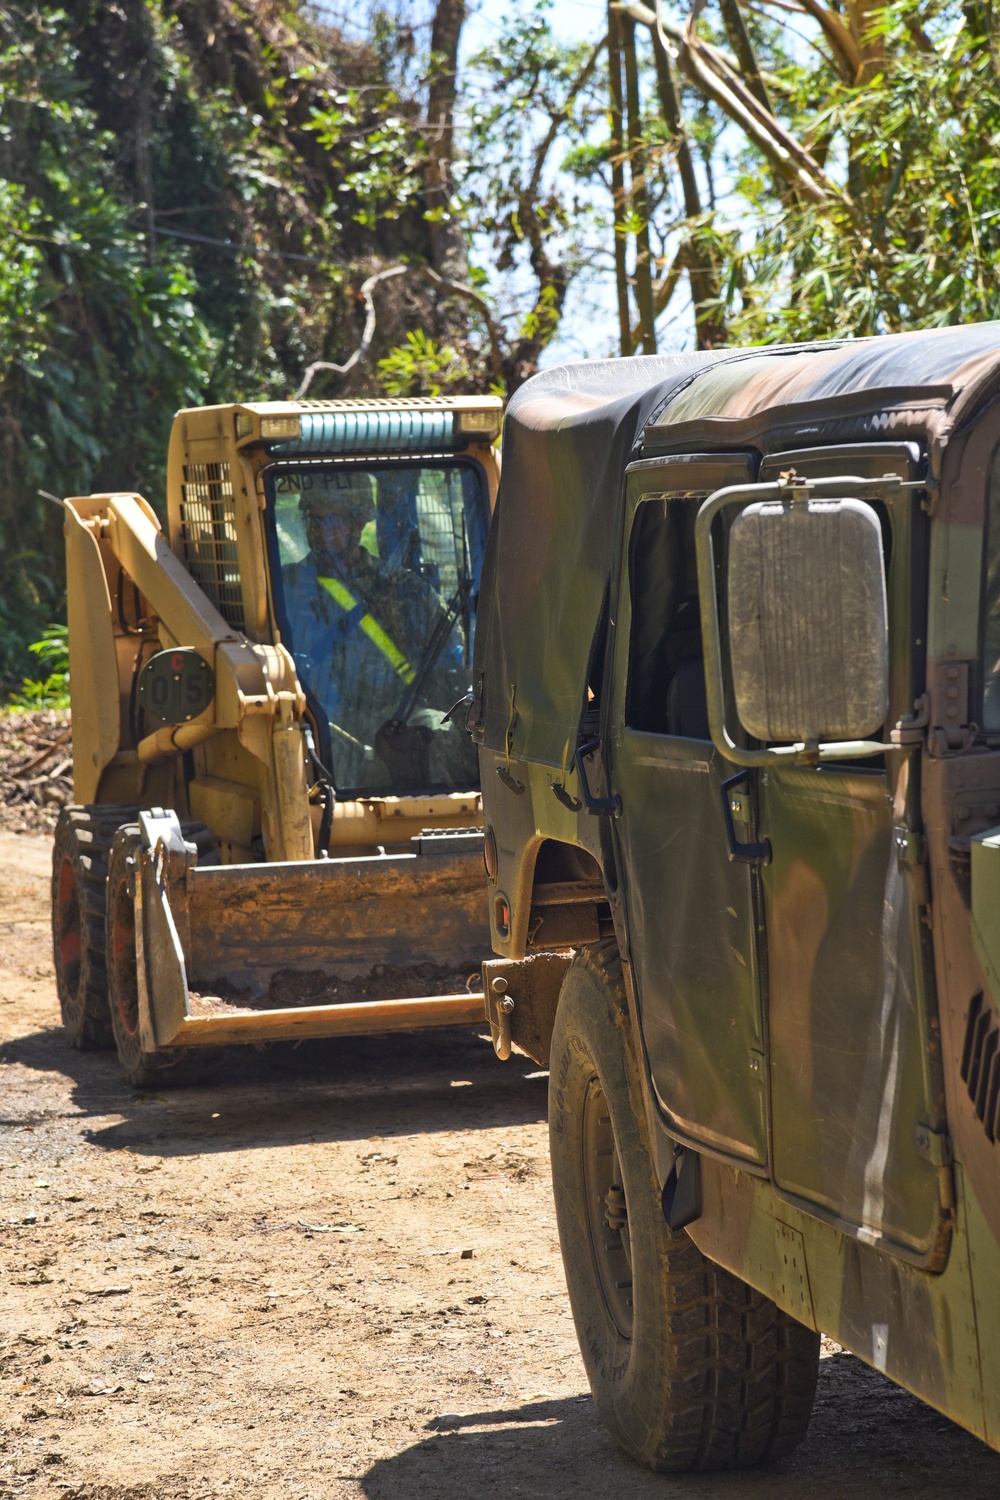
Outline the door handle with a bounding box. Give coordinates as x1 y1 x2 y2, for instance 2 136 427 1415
720 772 771 865
575 737 622 817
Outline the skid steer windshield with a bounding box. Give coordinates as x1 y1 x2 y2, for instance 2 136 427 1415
266 460 487 797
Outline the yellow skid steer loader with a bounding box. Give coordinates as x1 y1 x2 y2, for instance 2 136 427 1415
51 395 501 1084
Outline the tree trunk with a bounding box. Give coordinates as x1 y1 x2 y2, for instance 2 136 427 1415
425 0 467 280
717 0 772 113
648 16 725 348
608 4 633 356
622 14 656 352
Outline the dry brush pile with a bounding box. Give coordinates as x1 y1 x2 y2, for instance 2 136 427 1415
0 710 73 835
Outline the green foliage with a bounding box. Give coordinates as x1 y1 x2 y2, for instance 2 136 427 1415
720 5 1000 341
0 1 451 691
0 6 219 684
8 625 70 710
307 88 424 229
377 329 464 395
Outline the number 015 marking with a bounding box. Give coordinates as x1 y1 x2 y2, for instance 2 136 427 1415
136 648 215 725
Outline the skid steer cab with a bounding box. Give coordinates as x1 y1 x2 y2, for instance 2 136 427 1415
52 394 501 1087
472 327 1000 1470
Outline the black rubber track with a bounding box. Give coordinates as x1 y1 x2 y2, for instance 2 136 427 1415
51 805 141 1049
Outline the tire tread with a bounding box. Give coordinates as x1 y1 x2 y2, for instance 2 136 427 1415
549 939 819 1474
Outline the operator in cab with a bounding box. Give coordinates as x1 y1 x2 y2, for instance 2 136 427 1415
274 465 480 795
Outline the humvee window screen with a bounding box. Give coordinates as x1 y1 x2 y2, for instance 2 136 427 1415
269 409 456 456
179 462 246 630
695 475 897 767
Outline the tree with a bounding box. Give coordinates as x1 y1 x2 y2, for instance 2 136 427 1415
614 0 1000 342
0 0 479 683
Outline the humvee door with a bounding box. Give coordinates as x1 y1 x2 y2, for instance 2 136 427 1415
608 444 946 1265
607 454 768 1165
754 444 945 1265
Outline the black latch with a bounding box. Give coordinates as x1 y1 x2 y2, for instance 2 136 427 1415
720 773 771 865
574 737 621 817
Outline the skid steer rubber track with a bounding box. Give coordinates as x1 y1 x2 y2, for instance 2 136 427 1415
52 805 140 1049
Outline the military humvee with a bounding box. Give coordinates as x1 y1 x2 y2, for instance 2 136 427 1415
471 328 1000 1470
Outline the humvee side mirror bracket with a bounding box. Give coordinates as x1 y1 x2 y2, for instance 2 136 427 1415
695 473 910 769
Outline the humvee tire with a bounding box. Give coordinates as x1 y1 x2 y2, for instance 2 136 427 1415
548 942 820 1472
52 805 140 1049
106 823 222 1089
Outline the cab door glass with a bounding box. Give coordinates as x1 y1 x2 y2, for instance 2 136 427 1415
626 495 711 740
266 460 487 796
981 444 1000 730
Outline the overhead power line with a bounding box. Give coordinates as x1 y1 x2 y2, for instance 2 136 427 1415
133 221 336 266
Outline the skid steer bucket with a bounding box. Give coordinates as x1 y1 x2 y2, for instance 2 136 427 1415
134 811 489 1051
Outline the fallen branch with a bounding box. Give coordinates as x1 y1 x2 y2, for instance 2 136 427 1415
617 0 854 212
8 726 72 779
792 0 863 81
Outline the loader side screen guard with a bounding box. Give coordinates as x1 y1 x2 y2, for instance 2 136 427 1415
263 456 489 798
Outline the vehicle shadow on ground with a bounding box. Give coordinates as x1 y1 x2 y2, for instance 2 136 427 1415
0 1023 548 1157
360 1357 1000 1500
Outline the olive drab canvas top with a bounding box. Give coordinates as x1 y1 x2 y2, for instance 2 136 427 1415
473 322 1000 772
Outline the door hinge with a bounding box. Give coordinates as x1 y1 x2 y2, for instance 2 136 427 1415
915 1123 952 1167
890 693 929 747
915 1123 955 1212
929 660 975 754
894 826 927 867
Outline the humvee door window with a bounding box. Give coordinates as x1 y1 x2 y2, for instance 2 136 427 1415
983 444 1000 730
266 461 487 796
626 497 710 740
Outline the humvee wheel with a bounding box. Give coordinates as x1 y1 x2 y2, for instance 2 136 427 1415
106 824 222 1090
52 806 140 1049
549 941 820 1472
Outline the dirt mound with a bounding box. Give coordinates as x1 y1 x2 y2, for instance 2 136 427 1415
0 708 72 835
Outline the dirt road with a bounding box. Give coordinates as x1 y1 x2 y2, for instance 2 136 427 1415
2 829 999 1500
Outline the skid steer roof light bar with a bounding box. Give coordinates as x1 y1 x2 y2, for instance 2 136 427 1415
267 408 460 456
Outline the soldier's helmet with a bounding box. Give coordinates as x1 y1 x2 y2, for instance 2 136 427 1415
299 471 377 529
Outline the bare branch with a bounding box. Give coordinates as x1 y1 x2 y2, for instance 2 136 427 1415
413 264 505 378
608 5 633 355
528 33 607 205
295 262 505 399
792 0 862 81
717 0 772 112
648 0 725 346
649 2 701 219
622 11 657 351
295 265 408 399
